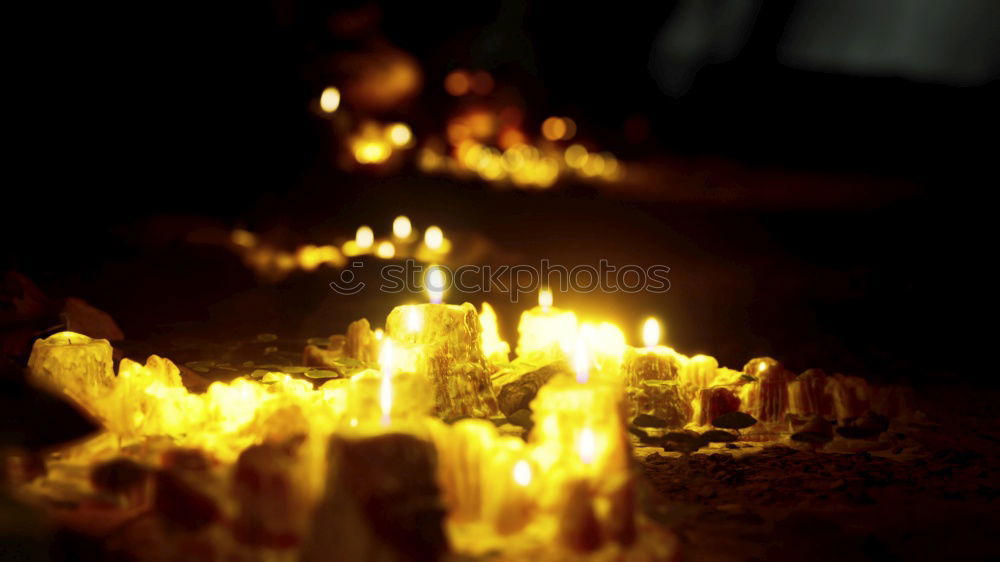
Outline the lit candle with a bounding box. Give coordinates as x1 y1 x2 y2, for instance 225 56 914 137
385 303 500 419
515 288 577 362
527 339 633 551
622 317 683 387
27 331 116 417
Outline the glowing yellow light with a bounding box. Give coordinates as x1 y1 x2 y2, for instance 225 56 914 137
600 153 620 180
374 328 384 341
355 225 374 249
758 361 767 374
392 215 412 239
541 117 567 141
231 229 256 248
354 140 390 164
380 340 393 426
319 86 341 113
512 459 532 487
426 265 446 304
386 123 413 147
424 226 443 250
406 306 423 332
574 336 590 384
564 144 588 168
539 288 553 311
581 152 605 177
578 428 596 465
643 317 661 348
375 241 395 259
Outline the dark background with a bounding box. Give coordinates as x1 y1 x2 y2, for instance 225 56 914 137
6 1 997 383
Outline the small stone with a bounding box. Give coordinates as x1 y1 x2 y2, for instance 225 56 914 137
701 430 738 443
506 408 534 431
712 411 757 430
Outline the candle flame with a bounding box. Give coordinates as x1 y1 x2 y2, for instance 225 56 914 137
424 226 443 250
393 215 412 239
386 123 412 147
426 266 446 304
319 86 341 113
539 288 553 311
375 241 395 259
642 317 661 348
512 459 532 487
355 225 374 249
578 428 596 465
380 340 394 426
573 336 589 384
406 306 423 332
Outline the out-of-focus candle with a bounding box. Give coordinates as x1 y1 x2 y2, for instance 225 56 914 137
392 215 412 239
424 226 443 250
355 225 374 249
515 289 577 362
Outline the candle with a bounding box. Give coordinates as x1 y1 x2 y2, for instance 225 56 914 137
527 340 633 551
432 419 536 540
385 303 499 419
27 331 116 418
478 302 511 364
621 318 682 387
515 289 577 362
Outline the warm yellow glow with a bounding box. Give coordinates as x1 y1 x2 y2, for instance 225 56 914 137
512 459 532 487
374 328 384 341
355 225 374 249
538 288 553 311
564 144 588 168
424 225 444 250
574 336 590 384
541 117 567 141
426 265 446 304
406 306 423 332
578 427 596 465
479 302 511 363
581 152 606 177
386 123 413 147
758 361 767 374
392 215 412 239
375 241 395 259
319 86 341 113
380 340 393 425
231 229 257 248
643 317 661 348
353 140 391 164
